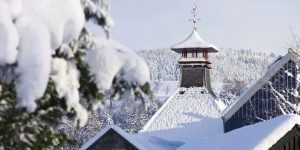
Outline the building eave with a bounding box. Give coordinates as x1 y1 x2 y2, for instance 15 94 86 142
80 125 144 150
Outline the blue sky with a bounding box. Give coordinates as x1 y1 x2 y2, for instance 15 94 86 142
109 0 300 55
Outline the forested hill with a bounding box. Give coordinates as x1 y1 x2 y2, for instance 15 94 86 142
137 48 277 86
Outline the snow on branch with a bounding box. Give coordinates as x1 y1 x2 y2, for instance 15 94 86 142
0 0 150 126
85 38 150 91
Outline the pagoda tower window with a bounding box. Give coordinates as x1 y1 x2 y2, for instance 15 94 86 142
192 50 197 58
182 50 187 58
203 51 208 59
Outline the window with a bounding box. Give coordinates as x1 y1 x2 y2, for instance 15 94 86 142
182 50 188 58
203 52 208 59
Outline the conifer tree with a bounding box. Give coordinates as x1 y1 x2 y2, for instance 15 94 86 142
0 0 150 149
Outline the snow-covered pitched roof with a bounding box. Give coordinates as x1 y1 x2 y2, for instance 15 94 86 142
80 125 139 150
222 51 300 121
80 125 182 150
140 87 223 143
171 29 219 53
178 114 300 150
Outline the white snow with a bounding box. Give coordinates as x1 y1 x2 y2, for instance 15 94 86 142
99 0 114 32
0 0 23 19
85 38 150 90
0 0 85 112
51 58 69 100
150 81 178 100
214 99 226 111
0 1 20 65
0 0 151 131
0 0 84 65
222 52 300 121
15 15 51 112
132 134 183 150
80 125 182 150
81 87 224 149
0 0 149 121
51 58 88 127
140 87 223 143
21 0 84 50
171 28 218 52
284 70 294 77
179 114 300 150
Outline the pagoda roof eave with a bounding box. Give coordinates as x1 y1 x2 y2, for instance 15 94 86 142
171 47 219 53
170 29 219 53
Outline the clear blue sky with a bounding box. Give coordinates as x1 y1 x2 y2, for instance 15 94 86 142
109 0 300 55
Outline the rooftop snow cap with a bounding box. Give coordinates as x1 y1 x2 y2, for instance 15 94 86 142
171 4 219 53
171 28 219 53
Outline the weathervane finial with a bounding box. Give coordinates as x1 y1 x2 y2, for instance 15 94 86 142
189 4 201 30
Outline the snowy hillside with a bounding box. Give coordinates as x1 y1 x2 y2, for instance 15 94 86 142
138 48 275 82
138 48 276 102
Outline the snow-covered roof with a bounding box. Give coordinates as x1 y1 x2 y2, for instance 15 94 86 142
80 125 182 150
171 29 219 53
222 51 300 121
178 114 300 150
140 87 223 143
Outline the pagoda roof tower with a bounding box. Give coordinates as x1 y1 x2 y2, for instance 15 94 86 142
171 28 219 53
169 4 219 95
171 4 218 53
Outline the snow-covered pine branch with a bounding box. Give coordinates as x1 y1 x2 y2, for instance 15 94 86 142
0 0 150 149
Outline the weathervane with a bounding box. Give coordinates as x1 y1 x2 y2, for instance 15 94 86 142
189 4 201 30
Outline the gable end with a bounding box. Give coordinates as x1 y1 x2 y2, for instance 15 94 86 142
85 129 138 150
269 124 300 150
223 52 300 132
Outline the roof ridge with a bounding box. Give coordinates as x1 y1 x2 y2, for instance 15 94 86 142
222 52 299 121
141 87 221 133
139 88 181 132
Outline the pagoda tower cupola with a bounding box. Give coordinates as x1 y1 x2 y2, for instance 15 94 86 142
171 4 219 95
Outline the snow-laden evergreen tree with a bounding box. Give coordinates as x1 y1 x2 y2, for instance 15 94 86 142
58 92 158 149
0 0 151 149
